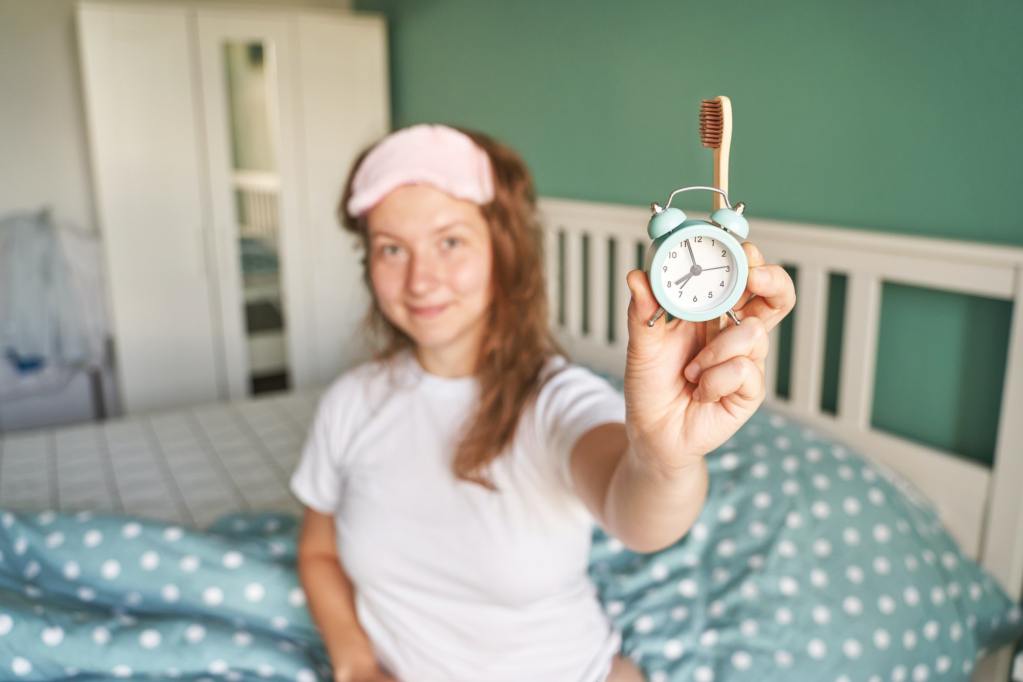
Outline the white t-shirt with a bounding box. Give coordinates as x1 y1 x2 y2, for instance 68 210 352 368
290 349 626 682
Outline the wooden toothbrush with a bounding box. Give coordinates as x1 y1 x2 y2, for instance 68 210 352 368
700 95 732 211
699 95 733 342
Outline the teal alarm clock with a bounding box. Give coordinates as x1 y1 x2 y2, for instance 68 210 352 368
644 185 750 326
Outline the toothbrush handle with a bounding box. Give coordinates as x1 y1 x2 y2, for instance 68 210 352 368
712 96 732 211
707 96 733 345
713 146 729 210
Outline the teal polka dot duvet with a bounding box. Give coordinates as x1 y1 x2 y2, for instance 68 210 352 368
0 512 330 680
0 406 1020 680
589 407 1023 681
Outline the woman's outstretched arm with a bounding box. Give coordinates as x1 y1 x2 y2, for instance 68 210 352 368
570 243 795 553
571 421 709 553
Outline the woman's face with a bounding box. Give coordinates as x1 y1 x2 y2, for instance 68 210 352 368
366 183 493 360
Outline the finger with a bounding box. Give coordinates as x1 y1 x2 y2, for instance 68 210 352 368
625 269 689 365
736 264 797 332
624 270 707 413
625 269 659 326
733 241 767 310
684 316 769 383
692 355 764 404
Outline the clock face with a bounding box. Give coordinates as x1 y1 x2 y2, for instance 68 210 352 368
657 233 739 314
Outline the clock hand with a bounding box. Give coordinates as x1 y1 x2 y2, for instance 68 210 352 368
701 266 730 272
649 272 695 328
685 239 697 267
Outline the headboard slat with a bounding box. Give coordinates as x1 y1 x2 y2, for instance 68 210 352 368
564 229 583 338
764 329 781 398
613 237 630 350
837 272 882 431
981 266 1023 601
589 232 609 346
789 264 828 413
544 227 559 329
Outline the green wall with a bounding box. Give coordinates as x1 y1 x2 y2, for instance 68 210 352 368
355 0 1020 465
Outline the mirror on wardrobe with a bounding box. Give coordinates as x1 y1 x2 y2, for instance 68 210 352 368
222 41 289 395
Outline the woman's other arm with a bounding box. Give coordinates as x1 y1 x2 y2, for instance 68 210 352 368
297 508 396 682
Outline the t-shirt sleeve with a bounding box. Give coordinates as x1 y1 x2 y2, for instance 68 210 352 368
290 380 353 515
535 362 626 495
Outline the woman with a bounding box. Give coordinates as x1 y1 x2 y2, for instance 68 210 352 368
291 124 796 681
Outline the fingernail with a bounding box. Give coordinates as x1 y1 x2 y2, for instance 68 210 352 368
685 362 701 382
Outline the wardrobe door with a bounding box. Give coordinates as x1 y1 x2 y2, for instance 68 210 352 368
196 9 388 397
78 2 222 413
293 13 389 384
195 9 302 400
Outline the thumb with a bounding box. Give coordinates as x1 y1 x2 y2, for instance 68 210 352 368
626 268 703 371
625 268 673 368
626 269 660 329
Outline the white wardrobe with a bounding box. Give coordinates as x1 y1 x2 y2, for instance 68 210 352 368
77 2 388 414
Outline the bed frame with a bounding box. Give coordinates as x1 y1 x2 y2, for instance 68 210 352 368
539 196 1023 680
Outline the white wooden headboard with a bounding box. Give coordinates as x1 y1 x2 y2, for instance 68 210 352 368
538 195 1023 596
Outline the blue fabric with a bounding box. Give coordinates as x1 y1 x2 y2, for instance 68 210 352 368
4 349 44 373
0 511 329 680
588 406 1023 681
0 209 91 374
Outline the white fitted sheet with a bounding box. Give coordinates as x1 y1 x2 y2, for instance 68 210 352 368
0 389 321 527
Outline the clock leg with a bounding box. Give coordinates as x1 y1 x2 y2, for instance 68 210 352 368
646 306 666 327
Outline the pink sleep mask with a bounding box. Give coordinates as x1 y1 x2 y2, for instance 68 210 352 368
346 124 495 217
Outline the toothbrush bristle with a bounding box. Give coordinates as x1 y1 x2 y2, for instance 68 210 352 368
699 98 723 148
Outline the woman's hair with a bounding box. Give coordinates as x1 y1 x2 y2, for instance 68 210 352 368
338 125 566 491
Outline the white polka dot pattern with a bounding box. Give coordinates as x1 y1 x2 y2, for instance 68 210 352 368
587 407 1023 679
0 511 330 679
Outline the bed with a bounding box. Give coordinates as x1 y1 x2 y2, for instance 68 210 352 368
0 196 1021 680
0 389 315 528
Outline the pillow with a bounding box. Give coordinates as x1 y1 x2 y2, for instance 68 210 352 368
587 405 1023 681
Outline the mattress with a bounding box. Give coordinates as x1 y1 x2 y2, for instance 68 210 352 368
0 388 321 527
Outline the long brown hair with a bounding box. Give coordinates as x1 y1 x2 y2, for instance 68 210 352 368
338 125 566 490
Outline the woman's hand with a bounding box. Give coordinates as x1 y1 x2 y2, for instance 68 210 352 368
333 651 398 682
330 625 398 682
623 242 796 477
